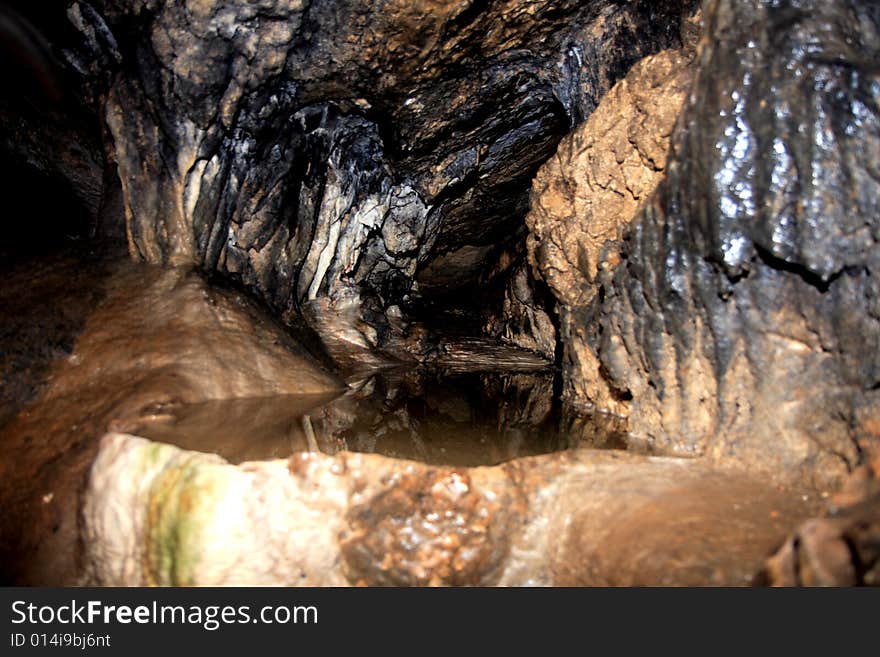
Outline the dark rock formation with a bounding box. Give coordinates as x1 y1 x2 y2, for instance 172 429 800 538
0 2 111 257
760 450 880 586
57 0 697 362
480 241 557 360
535 0 880 488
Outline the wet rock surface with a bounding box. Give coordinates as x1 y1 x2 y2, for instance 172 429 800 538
0 251 110 429
0 249 820 587
481 242 558 361
341 468 515 586
527 48 695 312
760 450 880 586
83 433 820 586
0 255 341 584
133 367 602 468
1 0 879 587
532 0 880 488
525 46 695 414
57 0 697 359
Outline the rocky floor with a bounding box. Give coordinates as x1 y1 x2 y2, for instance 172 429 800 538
85 433 821 586
1 0 878 587
0 248 834 586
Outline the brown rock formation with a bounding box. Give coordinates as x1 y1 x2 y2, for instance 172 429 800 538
526 0 879 491
82 433 820 586
760 450 880 586
526 47 695 413
527 48 694 311
0 258 342 584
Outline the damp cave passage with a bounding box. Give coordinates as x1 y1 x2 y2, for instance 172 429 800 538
0 0 636 469
3 0 878 588
0 0 639 481
104 181 630 469
0 0 633 471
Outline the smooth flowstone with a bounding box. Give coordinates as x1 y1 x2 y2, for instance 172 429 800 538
0 258 344 585
83 433 820 586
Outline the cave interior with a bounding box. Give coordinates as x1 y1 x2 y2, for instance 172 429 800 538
0 0 878 586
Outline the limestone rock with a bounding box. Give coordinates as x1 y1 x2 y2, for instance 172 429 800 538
526 48 694 310
524 47 695 413
584 0 880 487
65 0 697 360
82 432 818 586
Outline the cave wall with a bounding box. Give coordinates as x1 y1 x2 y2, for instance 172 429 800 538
0 2 111 256
65 0 696 358
536 0 880 487
526 46 697 414
6 0 877 489
3 0 880 586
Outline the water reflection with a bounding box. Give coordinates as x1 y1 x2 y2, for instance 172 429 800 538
134 368 627 466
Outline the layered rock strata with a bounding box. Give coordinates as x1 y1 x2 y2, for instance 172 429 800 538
61 0 697 360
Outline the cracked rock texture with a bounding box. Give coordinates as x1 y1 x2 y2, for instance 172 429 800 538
530 0 880 488
65 0 696 361
526 47 695 413
527 48 694 312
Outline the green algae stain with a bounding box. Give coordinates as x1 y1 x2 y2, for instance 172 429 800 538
144 454 228 586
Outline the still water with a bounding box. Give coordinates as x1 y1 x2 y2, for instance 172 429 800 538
134 367 627 466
